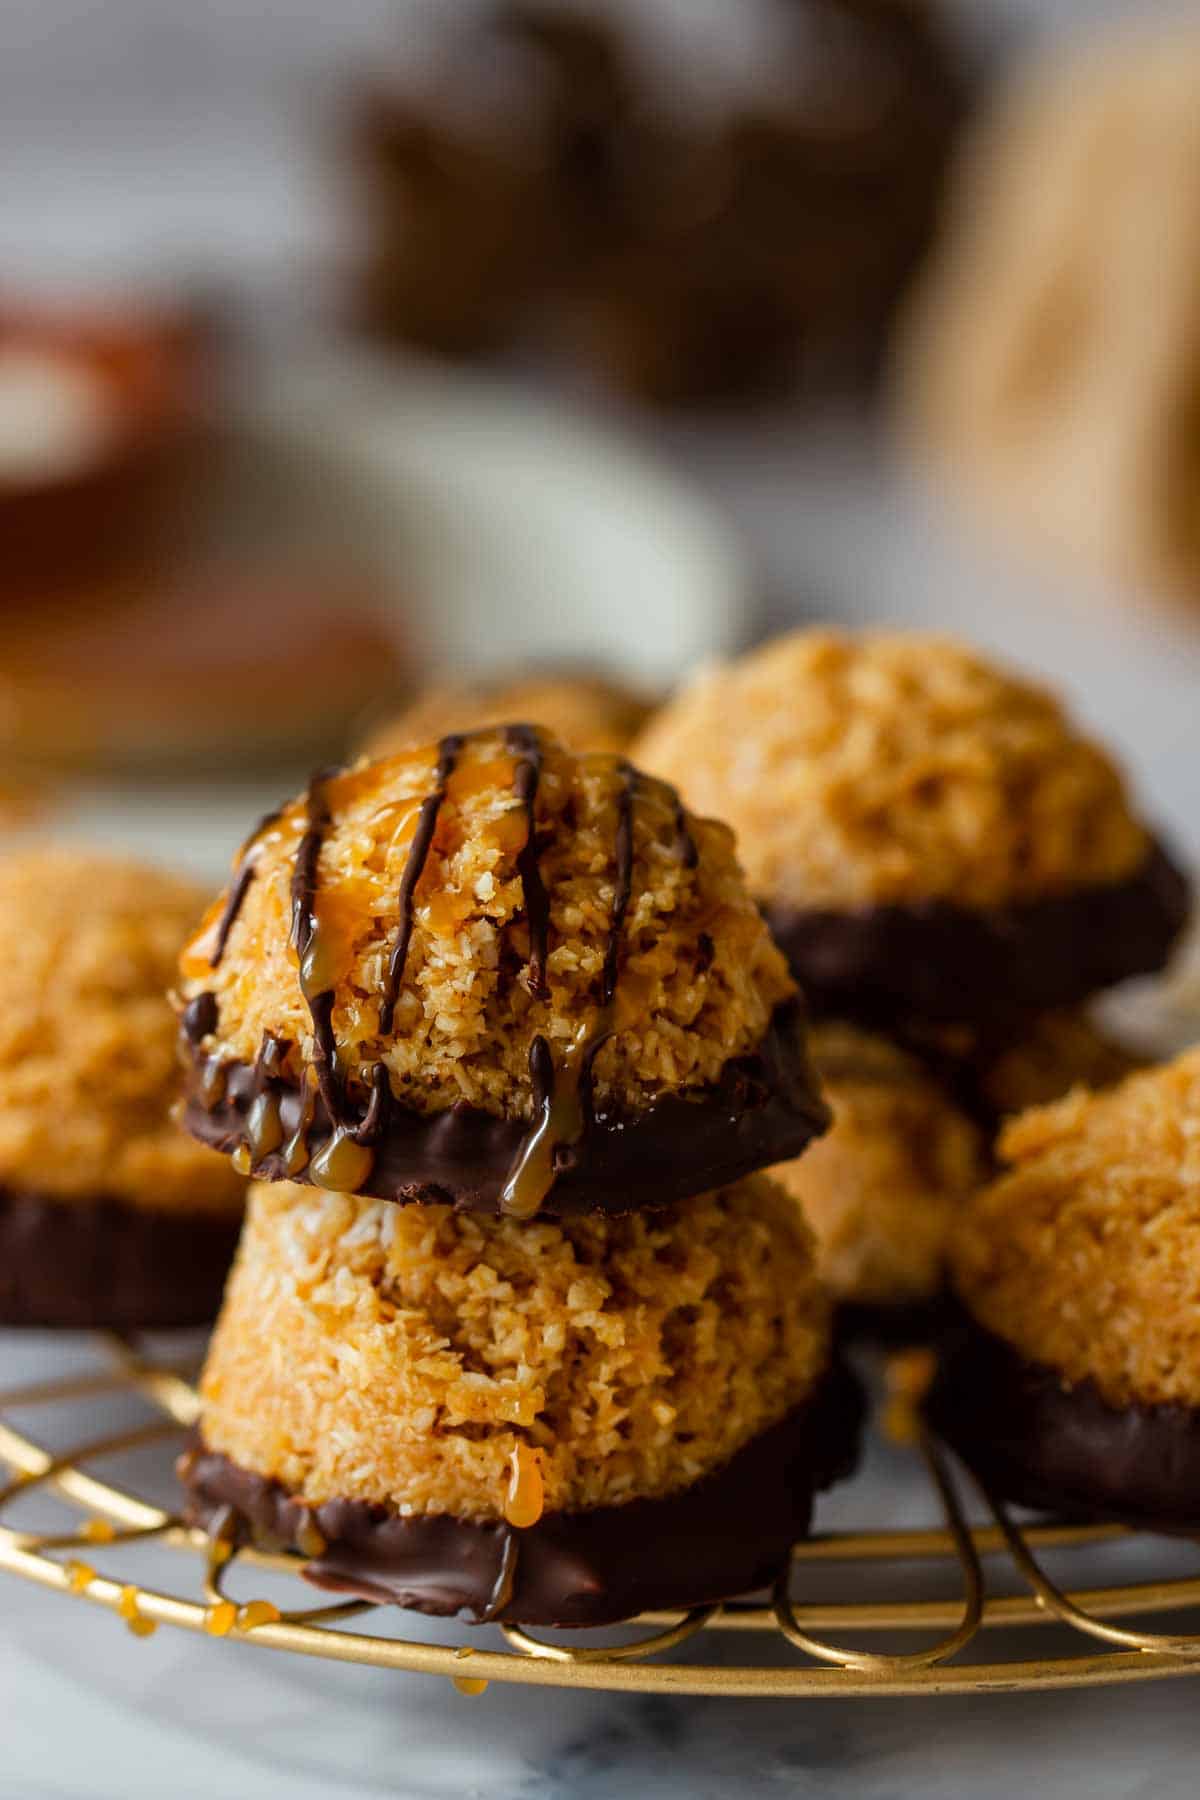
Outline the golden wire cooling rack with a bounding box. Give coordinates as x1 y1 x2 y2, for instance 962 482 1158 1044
4 1332 1200 1700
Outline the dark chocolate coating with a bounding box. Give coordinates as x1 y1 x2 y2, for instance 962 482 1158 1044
0 1189 241 1330
927 1312 1200 1530
767 841 1190 1032
182 1363 863 1626
181 1000 830 1216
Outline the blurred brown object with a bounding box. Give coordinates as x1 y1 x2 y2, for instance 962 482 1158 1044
349 0 965 407
361 667 653 759
0 298 213 601
894 24 1200 607
352 1 634 356
0 566 404 770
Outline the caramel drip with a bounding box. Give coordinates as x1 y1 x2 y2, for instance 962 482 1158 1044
499 763 636 1220
505 724 551 1001
290 770 342 1125
379 734 463 1036
504 1444 544 1529
479 1528 520 1624
209 807 283 970
282 1073 317 1177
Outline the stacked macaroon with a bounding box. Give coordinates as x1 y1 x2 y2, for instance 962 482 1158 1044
174 726 861 1626
0 849 245 1328
637 631 1190 1325
929 1051 1200 1529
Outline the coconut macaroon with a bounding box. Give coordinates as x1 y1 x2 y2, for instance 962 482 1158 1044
635 630 1189 1028
176 726 827 1219
181 1175 861 1623
0 848 245 1328
929 1052 1200 1528
772 1024 985 1320
363 670 653 760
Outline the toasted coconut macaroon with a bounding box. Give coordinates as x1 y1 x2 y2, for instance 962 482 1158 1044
0 848 245 1328
635 630 1189 1031
176 726 828 1218
928 1052 1200 1529
181 1174 861 1624
363 670 653 760
772 1023 985 1326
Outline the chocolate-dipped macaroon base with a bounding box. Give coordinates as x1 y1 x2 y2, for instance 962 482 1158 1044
182 1364 862 1626
928 1314 1200 1531
767 840 1190 1032
183 1000 829 1218
0 1191 241 1330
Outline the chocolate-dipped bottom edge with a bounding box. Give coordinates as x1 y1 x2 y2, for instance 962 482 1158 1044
0 1189 242 1330
182 1363 863 1627
927 1311 1200 1531
766 840 1191 1032
182 1000 830 1216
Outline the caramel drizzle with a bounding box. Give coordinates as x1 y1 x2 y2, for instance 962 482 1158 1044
499 761 639 1221
379 733 463 1037
479 1529 520 1624
505 724 551 1001
209 808 283 970
290 769 342 1124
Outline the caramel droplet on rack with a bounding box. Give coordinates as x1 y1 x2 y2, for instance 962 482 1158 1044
117 1584 140 1622
127 1615 157 1639
237 1599 281 1631
203 1600 237 1638
504 1444 544 1530
81 1516 116 1545
452 1676 489 1697
66 1560 95 1593
310 1129 375 1194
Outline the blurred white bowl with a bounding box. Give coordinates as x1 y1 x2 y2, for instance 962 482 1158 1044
254 347 751 686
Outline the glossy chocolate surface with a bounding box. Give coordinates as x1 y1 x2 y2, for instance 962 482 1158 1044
767 842 1190 1032
928 1311 1200 1529
182 1364 863 1626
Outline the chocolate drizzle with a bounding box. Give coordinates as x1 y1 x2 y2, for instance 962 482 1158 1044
289 769 342 1123
497 757 638 1220
505 724 551 1001
379 733 463 1036
181 990 218 1046
182 1363 863 1626
208 808 283 970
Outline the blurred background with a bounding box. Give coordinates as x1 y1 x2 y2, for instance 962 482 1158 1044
0 0 1195 872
